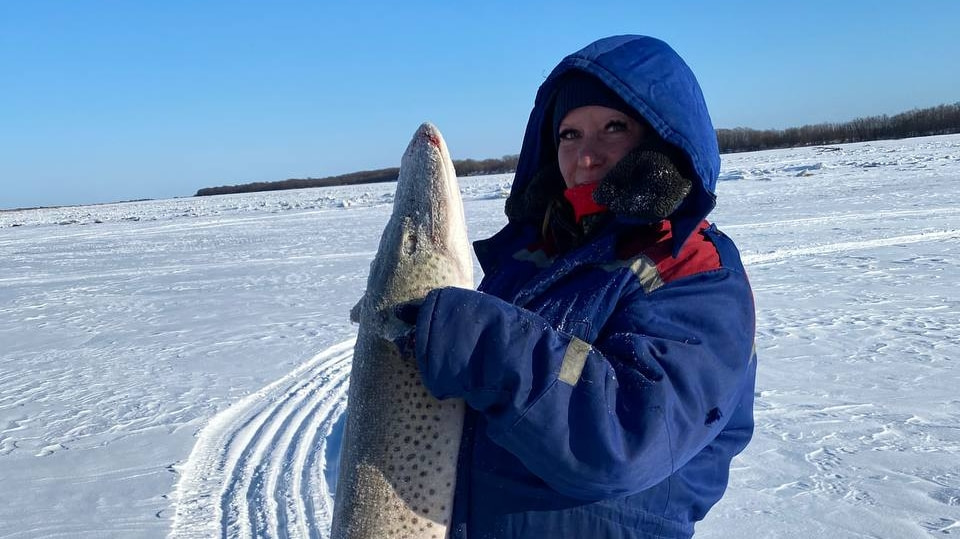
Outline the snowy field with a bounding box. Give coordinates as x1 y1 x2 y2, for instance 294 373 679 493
1 134 958 538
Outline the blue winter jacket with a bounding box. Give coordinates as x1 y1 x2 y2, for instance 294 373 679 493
412 35 757 538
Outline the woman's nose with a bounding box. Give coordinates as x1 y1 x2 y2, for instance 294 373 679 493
578 141 604 168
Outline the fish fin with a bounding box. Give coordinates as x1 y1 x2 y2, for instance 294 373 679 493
350 295 365 324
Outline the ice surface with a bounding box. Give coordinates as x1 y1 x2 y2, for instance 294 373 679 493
1 136 958 537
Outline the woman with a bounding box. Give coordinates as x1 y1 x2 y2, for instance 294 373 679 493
403 35 756 538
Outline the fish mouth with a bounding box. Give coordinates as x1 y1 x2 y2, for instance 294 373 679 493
418 122 443 150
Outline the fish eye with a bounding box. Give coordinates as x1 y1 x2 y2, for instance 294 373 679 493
400 218 419 255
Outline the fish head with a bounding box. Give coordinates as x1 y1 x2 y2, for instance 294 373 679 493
359 123 474 338
393 122 472 273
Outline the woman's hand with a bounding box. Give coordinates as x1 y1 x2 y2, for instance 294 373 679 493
392 301 421 359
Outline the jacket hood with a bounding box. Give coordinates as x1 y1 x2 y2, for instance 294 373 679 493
508 35 720 255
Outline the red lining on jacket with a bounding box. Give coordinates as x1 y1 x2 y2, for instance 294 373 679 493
617 220 722 284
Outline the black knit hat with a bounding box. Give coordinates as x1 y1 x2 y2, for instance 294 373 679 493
550 71 640 146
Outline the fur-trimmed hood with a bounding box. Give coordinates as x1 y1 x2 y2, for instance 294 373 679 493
500 35 720 256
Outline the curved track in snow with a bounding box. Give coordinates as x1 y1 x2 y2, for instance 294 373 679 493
168 339 354 539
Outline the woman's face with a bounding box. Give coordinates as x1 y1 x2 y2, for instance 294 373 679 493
556 105 646 189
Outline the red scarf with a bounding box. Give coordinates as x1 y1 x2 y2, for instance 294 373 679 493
563 183 608 223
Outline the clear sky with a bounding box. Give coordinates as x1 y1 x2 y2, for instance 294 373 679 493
2 1 958 209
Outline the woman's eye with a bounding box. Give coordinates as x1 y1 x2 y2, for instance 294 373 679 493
605 120 628 132
558 128 579 141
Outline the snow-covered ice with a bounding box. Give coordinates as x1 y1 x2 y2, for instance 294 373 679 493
1 135 958 537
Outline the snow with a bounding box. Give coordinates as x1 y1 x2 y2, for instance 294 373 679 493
1 135 958 537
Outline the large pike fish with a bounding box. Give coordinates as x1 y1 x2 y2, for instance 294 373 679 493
331 123 473 538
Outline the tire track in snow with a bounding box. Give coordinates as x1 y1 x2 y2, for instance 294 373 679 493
271 361 350 538
723 205 960 231
221 355 350 538
742 229 960 266
0 252 377 286
291 387 349 538
169 339 354 539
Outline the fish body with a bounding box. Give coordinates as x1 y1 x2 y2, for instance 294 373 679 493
331 123 472 538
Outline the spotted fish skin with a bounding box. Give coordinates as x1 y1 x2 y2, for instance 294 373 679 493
331 123 473 539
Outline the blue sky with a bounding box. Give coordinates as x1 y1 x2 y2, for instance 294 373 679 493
2 1 958 209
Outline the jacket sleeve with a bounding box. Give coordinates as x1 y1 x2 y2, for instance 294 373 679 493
413 268 756 501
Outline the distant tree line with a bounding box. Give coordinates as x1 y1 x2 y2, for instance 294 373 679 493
197 103 960 196
195 168 401 196
717 102 960 152
195 155 520 196
454 154 520 176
